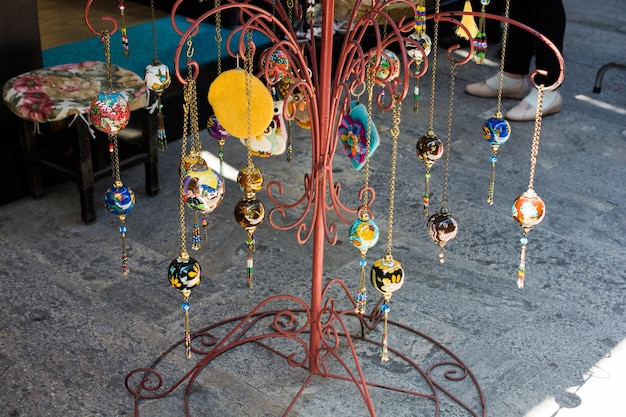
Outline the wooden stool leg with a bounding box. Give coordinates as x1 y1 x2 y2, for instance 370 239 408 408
140 107 159 197
19 120 46 199
75 118 97 224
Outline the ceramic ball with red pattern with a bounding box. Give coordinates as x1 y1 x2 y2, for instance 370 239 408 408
90 91 130 134
512 189 546 229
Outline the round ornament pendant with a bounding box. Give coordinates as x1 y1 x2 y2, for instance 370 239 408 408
406 32 432 62
237 166 264 195
263 48 290 82
349 216 380 251
144 60 171 93
512 189 546 229
180 152 207 177
234 197 266 230
483 116 511 145
370 255 405 295
90 91 130 134
183 164 225 213
104 183 136 215
416 131 444 165
168 255 201 291
371 49 401 85
427 210 458 245
207 115 230 140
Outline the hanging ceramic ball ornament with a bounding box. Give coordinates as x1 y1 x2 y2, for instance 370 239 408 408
483 114 511 146
168 252 202 292
207 68 274 139
237 165 264 197
512 188 546 289
89 91 130 134
104 181 136 216
483 113 511 205
427 209 458 264
406 32 432 63
168 251 201 358
180 152 208 177
183 164 225 214
144 60 171 93
370 254 405 361
104 180 136 274
207 115 230 140
349 209 380 252
416 130 444 216
371 255 405 296
371 49 401 85
262 48 290 82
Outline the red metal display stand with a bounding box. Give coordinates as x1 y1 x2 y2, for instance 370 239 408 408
124 1 563 415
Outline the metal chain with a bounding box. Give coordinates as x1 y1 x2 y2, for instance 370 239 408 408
214 0 222 75
150 0 158 61
178 73 194 258
495 0 512 116
102 31 113 91
528 85 544 190
362 62 375 209
386 96 402 256
441 59 457 209
427 0 441 132
245 30 254 170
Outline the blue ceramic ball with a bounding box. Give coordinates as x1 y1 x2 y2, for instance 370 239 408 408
104 184 135 215
482 117 511 145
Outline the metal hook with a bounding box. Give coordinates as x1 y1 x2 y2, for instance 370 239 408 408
84 0 118 36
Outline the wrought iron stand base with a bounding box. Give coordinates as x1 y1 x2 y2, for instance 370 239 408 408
126 279 486 417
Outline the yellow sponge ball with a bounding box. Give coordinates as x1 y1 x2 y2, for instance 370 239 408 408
208 69 274 139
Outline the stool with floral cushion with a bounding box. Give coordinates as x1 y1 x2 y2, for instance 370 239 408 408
2 61 158 224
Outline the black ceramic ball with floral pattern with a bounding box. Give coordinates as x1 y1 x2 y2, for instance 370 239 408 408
371 255 405 295
168 255 201 292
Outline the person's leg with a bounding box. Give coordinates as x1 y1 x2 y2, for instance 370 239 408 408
531 0 566 86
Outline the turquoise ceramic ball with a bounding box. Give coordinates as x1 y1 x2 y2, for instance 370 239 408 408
349 217 380 251
104 184 135 215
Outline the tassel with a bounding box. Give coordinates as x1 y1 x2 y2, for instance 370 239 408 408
380 298 391 361
517 235 528 289
473 1 488 64
119 214 129 275
413 76 420 113
456 0 479 40
182 290 192 358
192 211 201 250
156 95 167 151
423 169 431 216
246 230 255 289
354 253 368 314
487 145 498 205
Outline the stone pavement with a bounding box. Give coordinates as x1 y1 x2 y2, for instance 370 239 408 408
1 0 625 416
